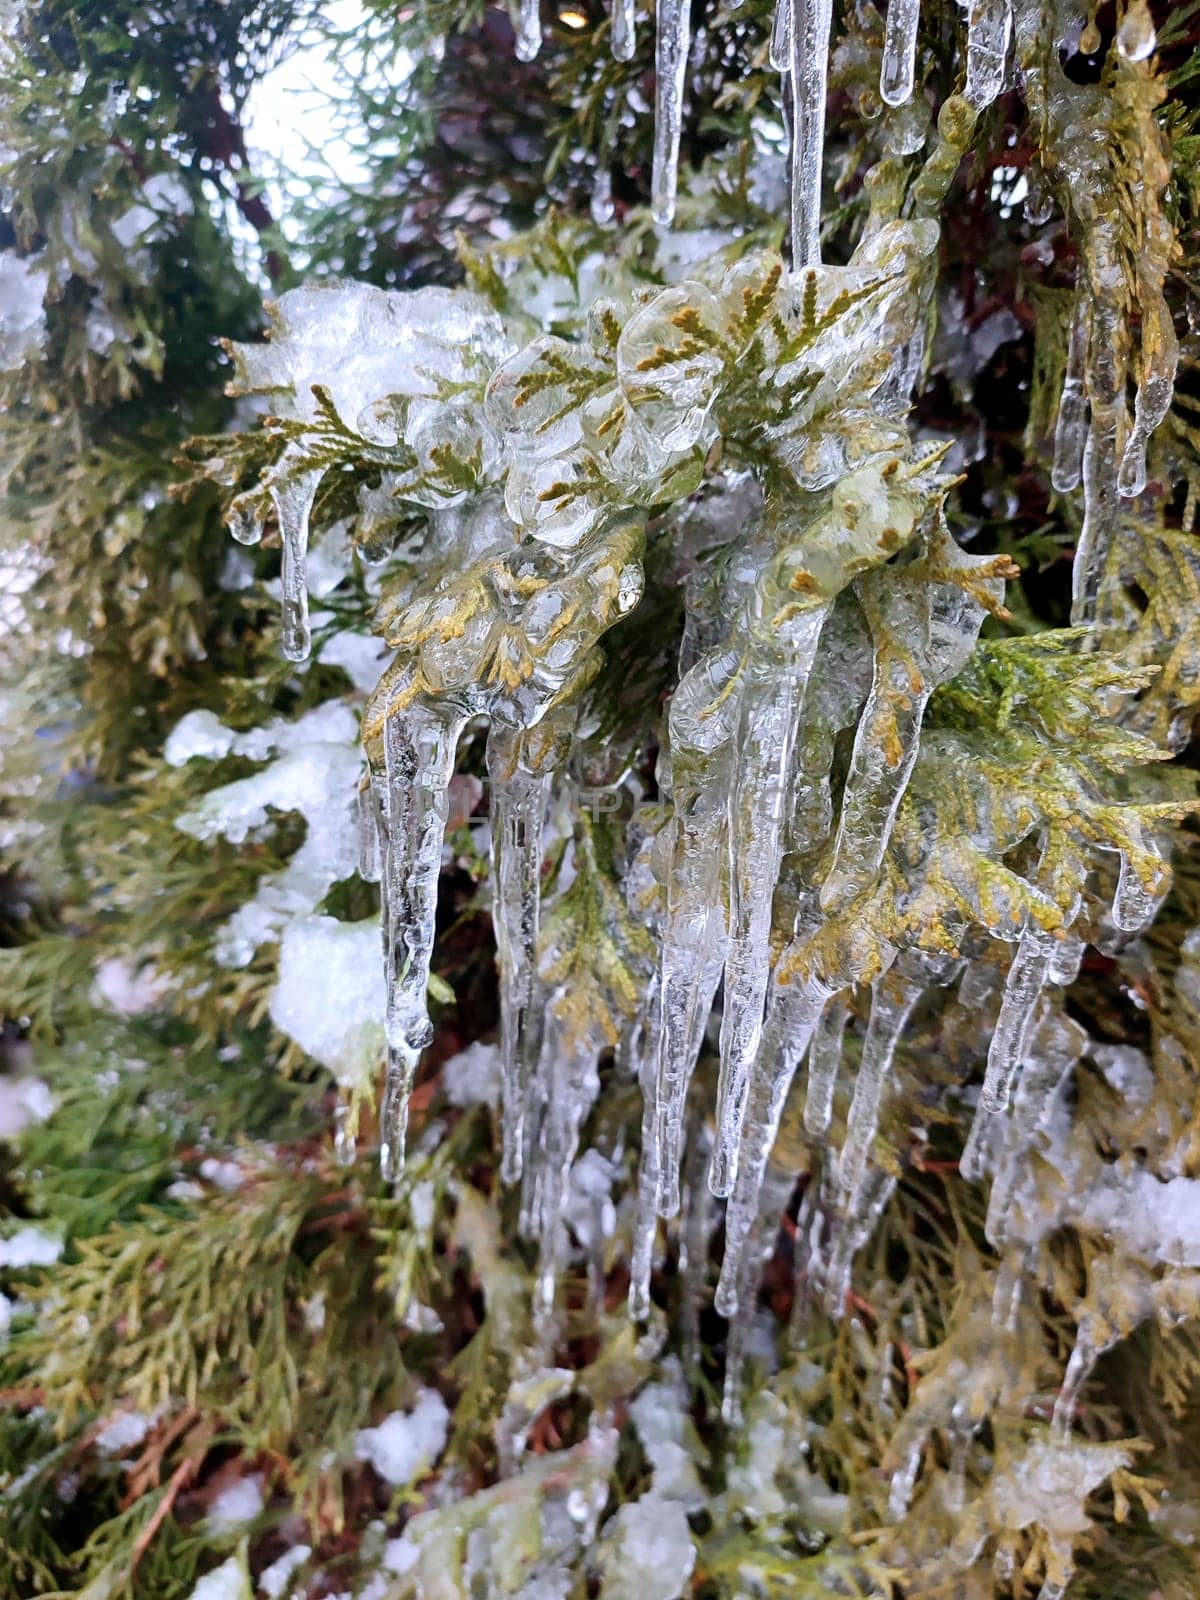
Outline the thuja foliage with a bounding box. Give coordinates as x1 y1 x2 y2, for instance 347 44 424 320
3 0 1200 1597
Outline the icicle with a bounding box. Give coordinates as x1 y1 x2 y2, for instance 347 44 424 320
1051 295 1088 494
1116 0 1155 60
711 614 827 1196
880 0 921 108
652 706 732 1215
374 700 468 1180
1112 838 1166 934
357 779 381 884
819 1164 896 1311
1023 161 1054 225
1051 1323 1097 1434
836 964 925 1203
770 0 793 72
714 975 831 1317
630 983 663 1322
788 0 834 267
983 1011 1085 1244
1118 298 1178 497
611 0 637 61
679 1120 714 1369
964 945 1083 1183
269 467 323 662
821 557 990 916
788 1183 824 1345
514 0 541 62
721 1163 795 1424
651 0 691 225
590 163 615 226
978 922 1055 1114
487 725 551 1184
963 0 1011 110
333 1092 357 1166
1071 241 1124 626
1047 931 1084 986
803 989 849 1134
526 1006 605 1323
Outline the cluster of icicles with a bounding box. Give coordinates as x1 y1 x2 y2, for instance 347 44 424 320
521 0 1176 635
221 0 1181 1394
519 0 1021 260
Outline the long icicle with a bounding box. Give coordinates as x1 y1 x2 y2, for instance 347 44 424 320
711 613 828 1196
978 921 1056 1114
651 0 691 225
836 962 925 1203
376 700 467 1180
1118 295 1179 498
803 988 850 1134
630 981 663 1321
1071 236 1125 625
652 688 733 1216
714 973 831 1317
789 0 833 267
487 724 551 1184
1051 292 1088 494
269 466 323 664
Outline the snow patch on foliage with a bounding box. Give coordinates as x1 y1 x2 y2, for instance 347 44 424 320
353 1389 449 1486
0 1225 62 1268
187 1557 250 1600
269 916 384 1088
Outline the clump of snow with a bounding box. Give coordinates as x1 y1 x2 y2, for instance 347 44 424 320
0 250 49 371
258 1545 311 1599
629 1368 704 1512
165 710 239 766
318 630 387 694
199 1156 246 1192
0 1225 62 1268
304 521 354 598
95 1411 154 1458
593 1496 696 1600
382 1533 420 1576
173 701 361 968
0 1076 55 1140
269 916 384 1089
353 1389 449 1486
207 1474 265 1533
0 1291 14 1343
565 1149 619 1251
93 956 168 1016
188 1556 250 1600
442 1040 501 1109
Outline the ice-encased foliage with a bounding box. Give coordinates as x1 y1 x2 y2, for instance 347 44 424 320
195 0 1195 1547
